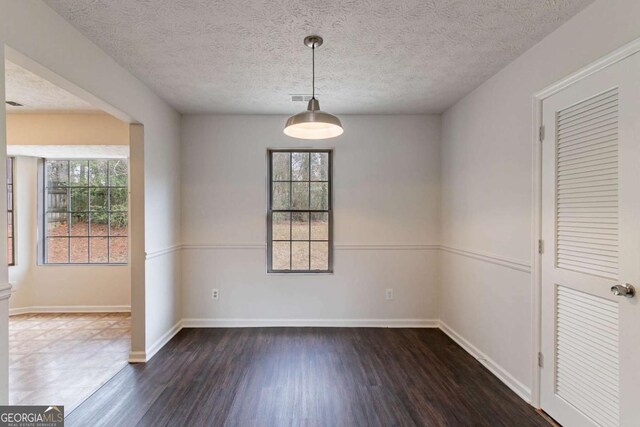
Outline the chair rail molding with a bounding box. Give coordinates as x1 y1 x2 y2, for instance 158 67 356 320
0 283 12 301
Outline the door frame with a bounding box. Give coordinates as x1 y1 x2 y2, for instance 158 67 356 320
530 37 640 409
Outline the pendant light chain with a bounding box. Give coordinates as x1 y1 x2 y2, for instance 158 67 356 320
312 43 315 99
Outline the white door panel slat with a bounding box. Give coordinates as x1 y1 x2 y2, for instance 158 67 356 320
556 178 617 190
556 123 617 146
556 383 618 427
557 90 617 118
556 120 617 143
557 95 617 122
558 307 619 338
555 356 619 394
557 211 618 219
557 158 617 174
558 243 618 257
557 296 618 319
557 130 617 152
557 112 618 137
557 261 617 278
557 145 617 163
557 342 618 378
557 105 617 130
555 282 619 427
557 204 618 211
556 366 619 403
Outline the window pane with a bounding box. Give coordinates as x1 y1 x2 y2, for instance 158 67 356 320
272 241 290 270
291 212 309 240
70 188 88 211
310 182 329 210
47 189 68 213
47 161 68 188
90 188 108 211
310 152 328 181
109 213 128 236
90 213 108 236
70 238 89 263
291 152 309 181
89 237 108 263
291 182 309 210
109 160 128 187
89 160 108 186
311 242 329 270
109 237 128 263
47 214 68 236
7 237 13 265
69 160 88 186
272 152 290 181
7 185 12 210
110 188 128 211
311 212 329 240
292 241 309 270
272 182 290 210
71 213 88 236
7 216 12 239
47 237 69 263
272 212 290 240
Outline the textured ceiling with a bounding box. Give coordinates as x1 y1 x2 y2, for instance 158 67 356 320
44 0 593 114
4 60 99 113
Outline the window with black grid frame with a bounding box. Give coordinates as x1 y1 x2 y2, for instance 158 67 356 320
267 150 332 273
7 157 15 266
43 159 128 264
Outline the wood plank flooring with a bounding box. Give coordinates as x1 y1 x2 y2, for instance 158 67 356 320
67 328 548 426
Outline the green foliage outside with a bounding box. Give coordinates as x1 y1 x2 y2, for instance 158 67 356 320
271 152 329 211
46 159 129 228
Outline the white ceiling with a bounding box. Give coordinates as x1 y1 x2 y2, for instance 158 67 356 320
44 0 593 114
4 60 99 113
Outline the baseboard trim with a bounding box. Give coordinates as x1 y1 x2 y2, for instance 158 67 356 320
145 320 184 362
9 305 131 316
128 351 147 363
438 320 532 403
182 318 438 328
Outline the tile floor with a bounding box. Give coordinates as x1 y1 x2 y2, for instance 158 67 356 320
8 312 130 414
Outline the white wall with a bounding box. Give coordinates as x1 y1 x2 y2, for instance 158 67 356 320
439 0 640 401
181 115 440 323
0 0 183 399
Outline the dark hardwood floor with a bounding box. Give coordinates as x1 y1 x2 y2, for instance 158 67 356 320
67 328 548 427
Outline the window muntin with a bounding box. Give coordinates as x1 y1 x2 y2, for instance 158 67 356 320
43 159 128 265
267 150 332 273
7 157 14 266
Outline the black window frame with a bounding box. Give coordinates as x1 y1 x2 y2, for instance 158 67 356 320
267 149 333 273
38 158 129 266
7 157 15 266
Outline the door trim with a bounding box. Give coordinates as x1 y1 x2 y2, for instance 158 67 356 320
531 36 640 409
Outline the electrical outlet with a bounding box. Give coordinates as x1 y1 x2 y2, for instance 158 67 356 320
211 289 219 300
385 289 394 301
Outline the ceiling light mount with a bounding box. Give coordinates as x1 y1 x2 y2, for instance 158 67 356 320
284 35 343 140
303 35 323 49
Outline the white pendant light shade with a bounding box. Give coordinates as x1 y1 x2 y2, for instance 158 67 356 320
284 35 343 140
284 98 343 139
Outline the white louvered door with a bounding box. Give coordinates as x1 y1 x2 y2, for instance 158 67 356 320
541 52 640 427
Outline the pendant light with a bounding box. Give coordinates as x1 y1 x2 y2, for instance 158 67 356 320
284 36 343 139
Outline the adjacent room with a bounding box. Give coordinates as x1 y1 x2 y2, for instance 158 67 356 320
1 0 639 426
5 60 132 411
